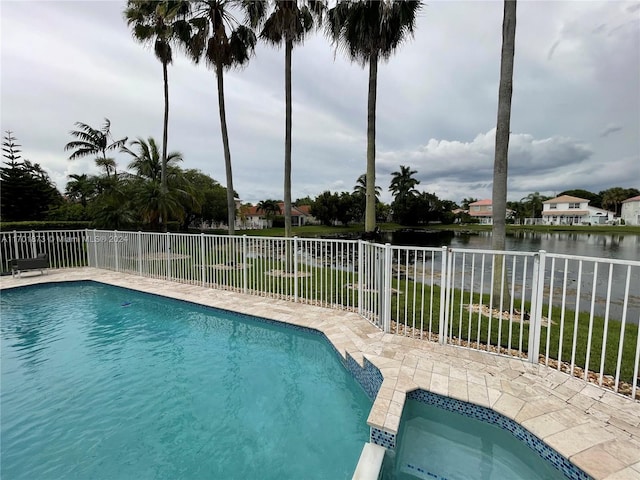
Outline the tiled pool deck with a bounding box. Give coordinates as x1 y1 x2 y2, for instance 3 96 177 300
2 268 639 480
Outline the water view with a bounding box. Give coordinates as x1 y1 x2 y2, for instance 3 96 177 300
384 229 639 262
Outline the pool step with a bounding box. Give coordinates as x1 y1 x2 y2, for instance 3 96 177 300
352 442 386 480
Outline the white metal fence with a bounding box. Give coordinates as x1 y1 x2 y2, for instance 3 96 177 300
1 229 638 398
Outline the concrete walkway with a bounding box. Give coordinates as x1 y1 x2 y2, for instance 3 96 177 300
2 268 639 479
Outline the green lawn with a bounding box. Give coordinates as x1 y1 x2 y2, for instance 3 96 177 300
145 241 638 385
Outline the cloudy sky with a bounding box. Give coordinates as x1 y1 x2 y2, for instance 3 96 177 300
1 1 639 205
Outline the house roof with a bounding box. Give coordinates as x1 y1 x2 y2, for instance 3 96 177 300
543 195 588 204
277 202 311 217
243 203 313 217
469 199 492 206
468 211 492 217
622 195 640 203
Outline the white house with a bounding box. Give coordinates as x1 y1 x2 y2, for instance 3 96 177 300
541 195 614 225
468 199 493 224
467 199 515 225
621 195 640 226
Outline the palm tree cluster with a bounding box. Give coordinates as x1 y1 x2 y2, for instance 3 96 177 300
62 123 228 230
119 0 422 237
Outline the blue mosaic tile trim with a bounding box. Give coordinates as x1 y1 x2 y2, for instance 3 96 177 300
371 427 396 449
345 354 383 401
407 389 592 480
405 463 448 480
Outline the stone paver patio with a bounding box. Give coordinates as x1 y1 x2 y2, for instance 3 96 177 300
2 268 639 480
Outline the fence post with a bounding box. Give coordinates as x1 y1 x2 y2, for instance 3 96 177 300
114 230 119 272
242 235 248 294
527 250 546 364
357 240 364 316
382 243 393 333
201 233 206 287
137 232 143 276
438 246 449 344
293 236 299 302
12 230 19 262
166 232 171 280
30 230 37 257
83 229 89 267
93 229 98 268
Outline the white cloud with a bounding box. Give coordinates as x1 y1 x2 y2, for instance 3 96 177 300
1 0 638 208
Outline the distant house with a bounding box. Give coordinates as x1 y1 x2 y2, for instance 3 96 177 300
238 205 270 229
235 203 318 229
541 195 614 225
467 200 514 225
621 195 640 226
468 199 493 225
279 203 318 227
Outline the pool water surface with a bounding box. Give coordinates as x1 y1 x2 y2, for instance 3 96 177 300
1 282 372 479
384 399 570 480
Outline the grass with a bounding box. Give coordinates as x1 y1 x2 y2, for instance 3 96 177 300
387 275 638 383
46 232 636 387
134 239 638 385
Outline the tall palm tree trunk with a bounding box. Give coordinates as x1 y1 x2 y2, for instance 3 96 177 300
492 0 516 308
492 0 516 250
161 58 170 232
216 62 236 236
365 51 378 234
284 38 293 239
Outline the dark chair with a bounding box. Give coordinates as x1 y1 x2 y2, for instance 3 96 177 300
10 253 49 278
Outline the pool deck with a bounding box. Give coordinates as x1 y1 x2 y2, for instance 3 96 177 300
2 268 639 480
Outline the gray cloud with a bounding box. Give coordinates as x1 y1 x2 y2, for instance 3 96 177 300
1 0 638 207
599 124 623 137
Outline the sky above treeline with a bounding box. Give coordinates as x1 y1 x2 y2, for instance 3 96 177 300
1 1 639 205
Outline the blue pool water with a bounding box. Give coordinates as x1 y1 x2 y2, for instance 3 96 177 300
384 399 569 480
1 282 372 479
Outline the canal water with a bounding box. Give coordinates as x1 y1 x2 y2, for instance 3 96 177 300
374 230 639 324
384 230 639 262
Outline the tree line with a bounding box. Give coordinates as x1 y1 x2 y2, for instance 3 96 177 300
3 127 635 230
1 129 229 230
250 165 638 227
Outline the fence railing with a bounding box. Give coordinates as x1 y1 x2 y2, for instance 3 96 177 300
1 229 638 399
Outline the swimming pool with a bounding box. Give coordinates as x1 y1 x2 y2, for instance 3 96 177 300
0 282 372 479
382 393 586 480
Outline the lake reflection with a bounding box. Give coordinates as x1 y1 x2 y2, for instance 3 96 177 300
384 230 639 262
380 229 640 324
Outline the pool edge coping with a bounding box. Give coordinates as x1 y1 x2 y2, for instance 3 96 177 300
2 268 639 480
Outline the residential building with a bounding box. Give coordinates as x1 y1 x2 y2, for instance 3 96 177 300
235 203 318 230
621 195 640 226
541 195 614 225
468 199 493 225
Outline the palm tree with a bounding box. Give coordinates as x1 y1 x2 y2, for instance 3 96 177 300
520 191 547 219
389 165 419 202
389 165 420 225
122 137 183 182
124 0 191 199
65 173 96 208
122 136 193 230
353 173 381 199
491 0 516 253
491 0 516 309
601 187 629 217
257 199 281 222
185 1 262 235
327 0 421 234
64 119 127 179
258 1 325 238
